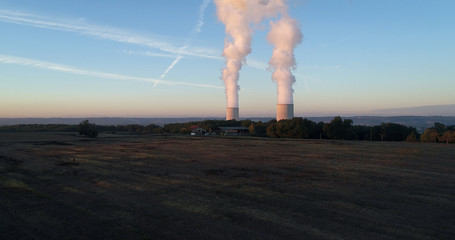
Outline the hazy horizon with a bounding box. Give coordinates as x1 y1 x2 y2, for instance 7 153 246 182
1 104 454 119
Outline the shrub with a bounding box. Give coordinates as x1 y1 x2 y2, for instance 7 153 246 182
78 120 98 138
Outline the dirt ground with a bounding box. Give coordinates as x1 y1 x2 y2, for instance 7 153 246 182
0 132 454 239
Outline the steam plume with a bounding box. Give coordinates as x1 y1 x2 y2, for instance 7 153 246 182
267 15 302 104
215 0 299 110
214 0 251 108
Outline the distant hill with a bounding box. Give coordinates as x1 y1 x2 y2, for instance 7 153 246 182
371 104 455 116
345 116 455 133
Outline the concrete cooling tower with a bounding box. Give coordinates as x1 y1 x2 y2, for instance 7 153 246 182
276 104 294 121
226 107 239 121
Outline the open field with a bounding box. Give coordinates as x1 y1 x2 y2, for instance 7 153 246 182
1 132 454 239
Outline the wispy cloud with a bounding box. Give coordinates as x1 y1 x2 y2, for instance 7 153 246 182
159 0 212 79
0 9 219 59
0 54 223 89
0 8 273 76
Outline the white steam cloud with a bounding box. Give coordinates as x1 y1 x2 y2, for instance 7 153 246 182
215 0 301 108
267 16 302 104
214 0 251 108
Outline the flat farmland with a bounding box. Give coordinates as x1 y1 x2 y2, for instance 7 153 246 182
0 132 454 239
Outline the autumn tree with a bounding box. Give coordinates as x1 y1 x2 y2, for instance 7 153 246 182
438 131 455 143
420 129 438 142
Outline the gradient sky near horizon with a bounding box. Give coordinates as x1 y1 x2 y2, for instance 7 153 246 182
1 0 454 118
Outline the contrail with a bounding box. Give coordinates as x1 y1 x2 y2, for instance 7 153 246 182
0 9 217 60
194 0 211 34
0 54 223 89
159 0 211 79
160 56 183 79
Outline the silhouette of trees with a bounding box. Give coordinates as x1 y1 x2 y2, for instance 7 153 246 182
266 118 304 138
78 120 98 138
265 118 323 139
433 122 446 134
261 116 422 141
381 123 417 141
323 116 353 140
406 131 417 142
350 125 371 140
249 121 268 136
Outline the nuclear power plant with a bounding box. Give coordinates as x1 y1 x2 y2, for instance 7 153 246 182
276 104 294 121
216 0 301 123
226 107 239 121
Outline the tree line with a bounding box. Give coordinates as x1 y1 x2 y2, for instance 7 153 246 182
0 122 162 136
1 117 454 143
252 117 421 142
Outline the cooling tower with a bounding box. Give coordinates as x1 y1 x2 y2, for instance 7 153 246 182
276 104 294 121
226 107 239 121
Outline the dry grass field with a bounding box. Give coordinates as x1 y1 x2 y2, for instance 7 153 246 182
0 132 454 239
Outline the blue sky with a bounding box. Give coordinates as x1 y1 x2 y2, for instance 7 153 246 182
0 0 454 118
